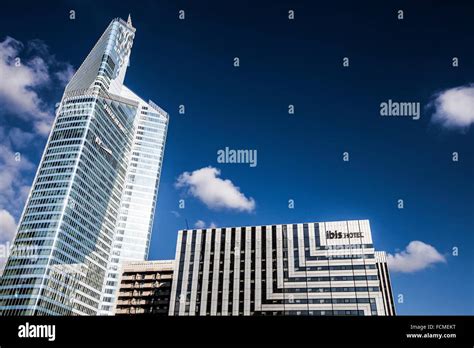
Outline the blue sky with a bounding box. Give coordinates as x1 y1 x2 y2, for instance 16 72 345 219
0 1 473 315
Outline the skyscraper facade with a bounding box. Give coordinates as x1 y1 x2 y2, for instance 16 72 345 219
375 251 396 316
169 220 396 316
0 16 168 315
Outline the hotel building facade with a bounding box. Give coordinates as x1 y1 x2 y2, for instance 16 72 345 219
169 220 396 316
0 16 168 315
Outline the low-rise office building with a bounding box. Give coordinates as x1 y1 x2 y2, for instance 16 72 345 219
115 260 173 315
169 220 396 316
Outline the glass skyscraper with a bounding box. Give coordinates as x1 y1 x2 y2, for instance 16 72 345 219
0 16 168 315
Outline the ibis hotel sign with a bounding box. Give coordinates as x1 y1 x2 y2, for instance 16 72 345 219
326 231 364 239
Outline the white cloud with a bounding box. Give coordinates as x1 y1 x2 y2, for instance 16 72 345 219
0 209 17 243
0 36 74 136
430 84 474 130
387 241 446 273
194 220 206 228
6 127 36 149
0 138 34 215
55 63 75 86
171 210 180 218
193 220 218 229
176 166 255 212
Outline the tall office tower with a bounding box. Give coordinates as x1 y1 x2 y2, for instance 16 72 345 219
169 220 396 316
115 260 174 315
0 16 168 315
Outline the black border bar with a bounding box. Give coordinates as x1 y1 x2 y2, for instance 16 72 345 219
0 315 472 346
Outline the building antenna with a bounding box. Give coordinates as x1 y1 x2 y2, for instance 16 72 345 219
185 218 189 230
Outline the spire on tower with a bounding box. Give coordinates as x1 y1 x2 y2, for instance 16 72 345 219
127 14 132 27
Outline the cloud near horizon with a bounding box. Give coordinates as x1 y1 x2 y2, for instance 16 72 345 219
429 84 474 131
194 220 206 228
387 240 446 273
176 166 256 212
194 220 217 229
